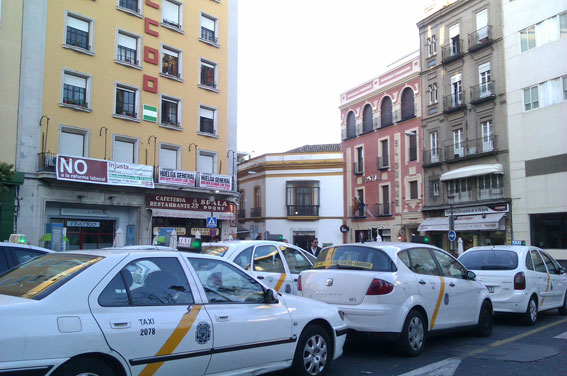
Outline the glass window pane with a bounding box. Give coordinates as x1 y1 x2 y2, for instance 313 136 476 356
407 248 440 276
253 245 285 273
233 247 253 270
530 250 547 273
433 250 467 279
280 246 312 273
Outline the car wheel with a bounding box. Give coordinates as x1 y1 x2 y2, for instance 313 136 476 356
53 357 116 376
523 295 538 326
559 291 567 316
291 324 331 376
396 310 426 357
473 300 493 337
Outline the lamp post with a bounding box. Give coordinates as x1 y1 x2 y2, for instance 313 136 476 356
447 194 455 255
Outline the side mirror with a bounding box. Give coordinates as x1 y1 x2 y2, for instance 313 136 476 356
264 288 279 304
467 270 476 280
559 267 566 275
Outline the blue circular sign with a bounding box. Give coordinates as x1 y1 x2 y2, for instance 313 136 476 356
448 230 457 242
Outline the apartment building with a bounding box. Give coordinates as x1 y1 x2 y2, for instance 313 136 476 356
11 0 238 248
502 0 567 261
416 0 510 252
237 145 344 250
340 52 425 244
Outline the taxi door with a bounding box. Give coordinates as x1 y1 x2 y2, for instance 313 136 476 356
539 251 565 307
530 249 552 309
251 244 294 294
407 248 451 331
89 255 212 376
279 245 314 294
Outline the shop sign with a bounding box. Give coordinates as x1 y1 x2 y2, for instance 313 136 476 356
153 227 186 236
147 194 231 212
56 155 155 188
61 208 109 217
191 228 211 236
199 173 232 191
67 221 100 228
158 168 196 187
444 204 509 217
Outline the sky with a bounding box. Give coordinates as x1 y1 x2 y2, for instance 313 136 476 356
237 0 427 157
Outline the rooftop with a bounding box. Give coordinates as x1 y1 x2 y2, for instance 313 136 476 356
285 144 341 153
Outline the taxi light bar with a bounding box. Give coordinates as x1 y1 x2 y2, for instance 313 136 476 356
9 234 27 244
513 271 526 290
366 279 393 295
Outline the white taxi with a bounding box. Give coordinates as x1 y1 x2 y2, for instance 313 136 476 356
459 245 567 325
201 240 316 295
299 242 493 356
0 247 347 376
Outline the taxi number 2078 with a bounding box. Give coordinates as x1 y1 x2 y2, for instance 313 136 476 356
140 328 156 336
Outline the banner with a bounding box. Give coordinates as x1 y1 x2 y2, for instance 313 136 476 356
158 168 196 187
147 194 232 212
108 161 154 188
199 173 232 191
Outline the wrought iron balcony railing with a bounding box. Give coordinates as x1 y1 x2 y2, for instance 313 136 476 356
372 202 393 217
442 38 464 64
287 205 319 216
443 91 466 113
470 81 496 104
250 207 262 218
353 161 364 175
468 26 493 52
423 148 441 165
238 209 246 219
377 156 389 170
444 135 498 162
38 152 57 172
478 187 504 201
349 205 366 218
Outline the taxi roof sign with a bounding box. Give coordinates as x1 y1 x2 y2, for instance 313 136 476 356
9 234 27 244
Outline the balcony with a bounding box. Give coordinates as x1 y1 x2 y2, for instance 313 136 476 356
353 161 364 175
38 152 57 172
250 207 262 218
377 156 389 170
442 39 463 64
449 191 473 203
468 26 493 52
423 148 441 166
349 205 366 219
371 202 393 217
443 92 466 113
444 135 498 162
287 205 319 217
470 81 496 104
478 187 504 201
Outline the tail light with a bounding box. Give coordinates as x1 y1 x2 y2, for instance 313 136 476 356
366 279 393 295
514 272 526 290
297 275 302 291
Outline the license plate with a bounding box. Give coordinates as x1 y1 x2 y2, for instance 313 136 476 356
487 286 495 293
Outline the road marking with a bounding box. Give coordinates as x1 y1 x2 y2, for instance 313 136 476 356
430 277 445 331
554 331 567 339
398 357 461 376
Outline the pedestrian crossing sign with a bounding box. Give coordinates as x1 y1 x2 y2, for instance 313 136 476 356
206 217 217 228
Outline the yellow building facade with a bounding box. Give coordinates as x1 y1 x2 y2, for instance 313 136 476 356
11 0 238 248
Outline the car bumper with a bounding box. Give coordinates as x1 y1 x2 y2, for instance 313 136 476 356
336 304 404 334
491 291 529 313
333 326 348 360
0 358 67 376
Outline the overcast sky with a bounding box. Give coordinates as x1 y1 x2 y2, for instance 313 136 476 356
237 0 427 157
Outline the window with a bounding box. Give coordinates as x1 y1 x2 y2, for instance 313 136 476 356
408 131 417 161
200 14 218 44
159 145 180 169
116 30 140 66
453 128 463 157
432 181 440 196
562 13 567 38
286 181 320 216
381 96 393 126
449 23 460 55
530 213 567 249
362 104 373 133
200 60 217 89
253 245 285 273
538 78 564 107
521 13 566 52
479 62 491 97
530 250 547 273
481 120 493 152
430 131 439 163
59 127 88 157
432 250 467 279
118 0 140 14
564 76 567 100
381 185 390 215
233 247 253 270
199 106 216 135
409 181 418 200
520 26 536 52
540 252 560 274
401 88 415 120
380 139 389 168
162 46 182 79
451 73 463 106
476 9 488 41
447 178 471 197
477 174 503 200
113 136 137 164
315 246 396 272
524 85 539 111
198 151 216 173
427 35 437 57
406 248 440 276
160 95 181 127
62 70 90 109
280 246 312 273
354 146 364 174
162 0 182 30
346 111 356 138
114 84 139 119
65 13 92 52
432 83 438 103
253 186 262 217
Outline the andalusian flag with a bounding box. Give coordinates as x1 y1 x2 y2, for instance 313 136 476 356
143 104 157 122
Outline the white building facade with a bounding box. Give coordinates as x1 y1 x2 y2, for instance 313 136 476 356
237 145 344 250
502 0 567 261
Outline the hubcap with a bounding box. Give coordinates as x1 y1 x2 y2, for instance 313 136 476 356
529 299 537 322
77 373 100 376
408 316 424 351
303 334 328 375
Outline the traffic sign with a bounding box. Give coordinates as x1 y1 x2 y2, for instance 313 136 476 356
206 217 217 228
448 230 457 242
210 228 217 238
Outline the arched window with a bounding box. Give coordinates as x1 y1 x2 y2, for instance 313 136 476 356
381 97 393 127
346 111 356 138
362 104 373 133
401 88 415 120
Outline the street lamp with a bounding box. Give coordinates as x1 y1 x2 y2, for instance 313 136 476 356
447 194 455 255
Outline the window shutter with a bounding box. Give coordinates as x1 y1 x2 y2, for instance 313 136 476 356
68 16 89 32
163 1 179 23
64 73 87 88
117 33 137 50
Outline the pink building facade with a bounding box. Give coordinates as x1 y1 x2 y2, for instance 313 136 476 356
340 52 425 243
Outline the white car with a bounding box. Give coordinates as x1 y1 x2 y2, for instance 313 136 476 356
0 247 347 376
299 242 493 356
201 240 316 295
458 245 567 325
0 241 52 273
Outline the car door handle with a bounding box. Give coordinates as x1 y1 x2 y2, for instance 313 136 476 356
257 276 264 279
216 315 230 322
110 321 131 329
449 282 455 287
419 280 426 285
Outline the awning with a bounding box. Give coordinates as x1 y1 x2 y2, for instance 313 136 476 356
151 208 234 220
418 213 506 232
440 164 503 181
237 225 250 234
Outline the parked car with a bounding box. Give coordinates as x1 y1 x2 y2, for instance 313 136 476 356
0 242 52 274
201 240 316 295
0 247 347 376
299 242 493 356
458 245 567 325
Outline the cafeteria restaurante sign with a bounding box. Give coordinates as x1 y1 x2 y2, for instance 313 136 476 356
146 194 231 212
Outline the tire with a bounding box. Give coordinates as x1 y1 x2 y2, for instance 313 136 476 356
523 295 538 326
396 310 426 357
52 357 116 376
291 324 331 376
559 291 567 316
473 300 493 337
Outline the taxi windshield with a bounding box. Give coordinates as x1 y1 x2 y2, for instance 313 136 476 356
0 253 102 300
314 245 396 272
459 250 518 270
201 245 230 257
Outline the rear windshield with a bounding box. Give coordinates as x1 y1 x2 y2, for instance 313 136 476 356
459 250 518 270
314 245 396 272
201 246 230 257
0 253 102 300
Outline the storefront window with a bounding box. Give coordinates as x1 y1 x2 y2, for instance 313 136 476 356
530 213 567 249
